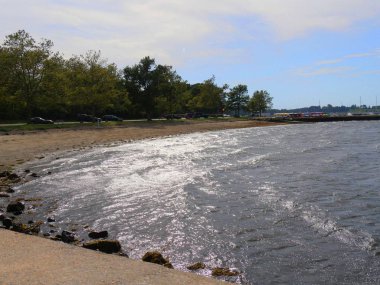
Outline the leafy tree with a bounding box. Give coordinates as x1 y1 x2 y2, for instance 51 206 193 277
0 30 55 117
123 56 178 120
65 50 124 116
248 90 273 116
226 84 249 117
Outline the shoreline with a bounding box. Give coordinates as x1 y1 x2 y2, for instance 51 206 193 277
0 119 286 284
0 119 286 172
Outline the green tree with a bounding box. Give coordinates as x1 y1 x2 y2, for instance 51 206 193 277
65 50 124 116
0 30 55 117
248 90 273 116
226 84 249 117
123 56 178 120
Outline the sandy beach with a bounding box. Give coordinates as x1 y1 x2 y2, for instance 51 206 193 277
0 119 284 285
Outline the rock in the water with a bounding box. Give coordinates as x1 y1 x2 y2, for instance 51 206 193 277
83 240 121 253
88 230 108 239
0 214 5 221
142 251 170 265
211 267 240 277
6 201 25 213
61 230 76 243
0 171 11 178
0 193 10 198
2 218 12 228
7 173 20 180
12 221 42 234
30 173 39 178
187 262 206 271
47 217 55 222
6 188 15 193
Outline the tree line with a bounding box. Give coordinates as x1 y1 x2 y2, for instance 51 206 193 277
0 30 273 121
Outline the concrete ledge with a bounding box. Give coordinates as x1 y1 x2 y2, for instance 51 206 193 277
0 229 228 285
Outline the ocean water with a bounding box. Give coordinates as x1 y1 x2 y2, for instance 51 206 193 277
16 121 380 284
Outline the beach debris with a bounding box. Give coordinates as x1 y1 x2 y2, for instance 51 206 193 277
88 230 108 239
83 240 121 253
187 262 206 271
61 230 77 243
6 201 25 213
211 267 240 277
142 251 173 268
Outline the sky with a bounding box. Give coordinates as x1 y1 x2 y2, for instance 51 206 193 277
1 0 379 109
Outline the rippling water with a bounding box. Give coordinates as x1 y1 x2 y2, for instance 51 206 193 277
17 121 380 284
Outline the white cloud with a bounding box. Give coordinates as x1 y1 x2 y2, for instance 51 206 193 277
1 0 379 66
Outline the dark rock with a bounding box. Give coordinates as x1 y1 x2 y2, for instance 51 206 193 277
0 171 11 178
211 267 240 277
13 211 23 216
187 262 206 271
83 240 121 253
47 171 52 175
0 214 4 221
0 193 10 198
12 221 42 234
61 230 76 243
6 201 25 213
49 229 56 233
47 217 55 222
24 169 30 173
51 235 62 241
28 220 34 224
43 233 51 237
7 173 20 180
142 251 170 265
30 173 39 178
164 262 174 269
6 188 15 193
88 230 108 239
3 218 12 228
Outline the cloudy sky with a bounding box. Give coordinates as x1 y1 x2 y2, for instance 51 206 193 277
1 0 379 108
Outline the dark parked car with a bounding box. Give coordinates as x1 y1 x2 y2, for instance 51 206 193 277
77 114 101 123
102 115 123 121
185 113 209 119
163 114 182 120
29 117 54 124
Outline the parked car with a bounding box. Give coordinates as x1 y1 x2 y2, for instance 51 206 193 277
77 114 101 123
163 114 182 120
29 117 54 124
102 115 123 121
185 113 209 119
